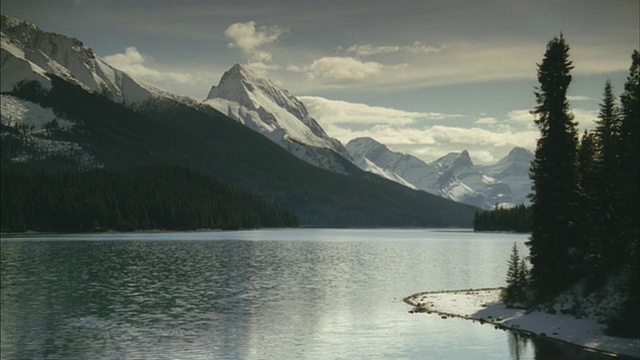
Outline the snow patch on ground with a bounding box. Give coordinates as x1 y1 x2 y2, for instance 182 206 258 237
404 288 640 358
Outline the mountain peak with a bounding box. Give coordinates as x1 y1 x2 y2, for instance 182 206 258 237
1 15 38 32
505 147 533 162
206 63 314 122
229 62 244 71
206 64 286 107
222 63 257 84
347 137 386 149
203 63 354 173
2 15 30 27
1 15 89 53
228 63 250 75
1 15 155 104
452 149 473 169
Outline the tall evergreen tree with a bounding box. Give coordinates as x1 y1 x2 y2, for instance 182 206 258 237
578 130 598 201
618 50 640 248
590 81 623 271
577 129 609 275
606 50 640 337
505 243 529 305
527 34 582 301
596 80 622 175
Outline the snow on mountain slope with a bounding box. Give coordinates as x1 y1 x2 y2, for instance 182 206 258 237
346 137 440 191
1 94 101 168
434 150 513 208
481 147 533 205
435 171 486 208
347 137 520 209
348 146 418 190
204 64 355 174
1 15 153 105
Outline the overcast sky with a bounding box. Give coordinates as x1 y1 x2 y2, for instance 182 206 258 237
3 0 638 164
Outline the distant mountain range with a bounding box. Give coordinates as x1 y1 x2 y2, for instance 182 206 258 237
198 61 533 210
347 138 533 209
0 15 479 228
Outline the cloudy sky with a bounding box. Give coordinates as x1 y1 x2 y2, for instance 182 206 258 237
3 0 638 164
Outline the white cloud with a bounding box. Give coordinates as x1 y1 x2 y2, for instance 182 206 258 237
286 64 305 73
224 21 287 52
407 41 441 54
507 109 535 124
567 95 596 102
328 123 538 164
300 96 461 125
573 108 598 130
303 96 593 164
103 47 194 84
506 107 598 131
250 51 273 63
347 44 401 56
302 96 537 164
245 61 282 76
224 21 287 71
475 116 498 125
346 41 440 57
104 46 145 64
308 57 383 80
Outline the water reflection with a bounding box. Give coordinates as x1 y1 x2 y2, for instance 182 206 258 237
506 325 631 360
0 230 628 359
509 331 532 360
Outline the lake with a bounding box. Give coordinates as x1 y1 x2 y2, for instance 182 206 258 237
0 229 618 359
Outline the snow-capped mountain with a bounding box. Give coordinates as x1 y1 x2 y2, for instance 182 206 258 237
0 16 481 228
481 147 534 205
1 15 155 105
346 137 438 192
433 149 513 208
0 15 208 169
347 137 530 209
204 64 355 174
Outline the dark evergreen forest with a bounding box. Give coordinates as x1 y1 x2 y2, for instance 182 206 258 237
0 166 299 232
473 204 531 233
525 38 639 336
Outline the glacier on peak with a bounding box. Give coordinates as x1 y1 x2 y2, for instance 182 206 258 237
204 63 355 174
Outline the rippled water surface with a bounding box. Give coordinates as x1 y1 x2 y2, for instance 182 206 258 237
0 229 616 359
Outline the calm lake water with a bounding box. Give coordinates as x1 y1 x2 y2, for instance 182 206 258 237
0 229 619 359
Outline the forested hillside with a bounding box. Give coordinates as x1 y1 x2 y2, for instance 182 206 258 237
0 166 299 232
1 76 478 228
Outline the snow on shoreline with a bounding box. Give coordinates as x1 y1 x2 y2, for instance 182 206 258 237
404 288 640 358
